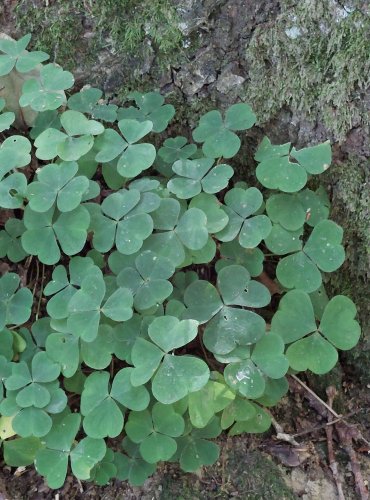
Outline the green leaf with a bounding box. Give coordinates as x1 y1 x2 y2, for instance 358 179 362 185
152 355 210 404
4 436 42 466
0 218 27 262
67 272 105 342
264 224 303 255
217 188 271 248
22 205 90 265
115 443 156 486
221 397 256 429
81 371 124 438
183 280 223 323
118 91 175 132
117 251 174 310
158 136 197 163
203 307 266 355
0 273 32 330
0 172 27 209
70 437 106 481
217 265 270 308
0 136 31 176
193 103 255 158
256 155 307 193
218 242 264 277
46 332 79 377
229 404 271 435
90 448 117 486
319 296 361 350
27 161 89 212
224 359 265 398
304 220 345 272
168 158 233 198
0 110 15 132
251 333 289 378
12 407 52 437
290 141 331 174
111 368 150 411
175 208 208 250
188 380 235 428
286 332 338 374
276 251 322 293
95 129 127 162
140 432 177 463
131 338 163 386
20 63 74 111
271 290 317 344
148 316 198 352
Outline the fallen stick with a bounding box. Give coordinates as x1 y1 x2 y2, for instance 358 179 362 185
326 386 345 500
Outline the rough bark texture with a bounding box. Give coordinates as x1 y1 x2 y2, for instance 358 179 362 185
1 0 369 377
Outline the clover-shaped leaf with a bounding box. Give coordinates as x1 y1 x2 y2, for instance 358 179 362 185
193 103 256 158
221 396 257 429
223 333 288 398
95 119 156 178
216 187 271 248
217 265 270 308
183 267 267 356
158 136 197 163
81 371 123 438
176 417 221 472
35 413 106 488
68 87 118 122
34 110 104 161
125 403 185 463
167 158 234 199
0 34 49 76
67 271 133 342
271 290 361 374
21 204 90 265
276 220 345 292
27 161 89 212
0 273 32 331
266 188 330 231
142 204 209 267
130 316 208 404
44 256 100 319
189 193 229 234
228 404 271 435
89 448 117 486
255 138 332 192
20 63 74 111
118 91 175 132
115 438 157 486
217 241 264 277
90 189 159 255
188 379 235 428
0 218 27 262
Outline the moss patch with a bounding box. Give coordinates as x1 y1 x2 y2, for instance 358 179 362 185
245 0 370 139
324 156 370 380
15 0 182 72
159 443 295 499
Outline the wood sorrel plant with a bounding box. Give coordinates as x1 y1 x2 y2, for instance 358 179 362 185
0 34 361 488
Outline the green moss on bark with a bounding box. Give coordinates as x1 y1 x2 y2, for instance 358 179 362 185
15 0 182 72
324 157 370 380
245 0 370 139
